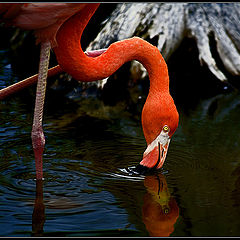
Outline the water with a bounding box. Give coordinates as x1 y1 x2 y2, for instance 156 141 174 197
1 50 240 237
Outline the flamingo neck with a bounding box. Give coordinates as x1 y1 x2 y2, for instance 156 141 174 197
53 3 170 94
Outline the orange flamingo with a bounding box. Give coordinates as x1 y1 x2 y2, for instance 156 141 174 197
0 3 179 180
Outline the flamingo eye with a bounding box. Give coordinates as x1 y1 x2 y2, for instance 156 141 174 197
163 125 170 133
163 207 170 214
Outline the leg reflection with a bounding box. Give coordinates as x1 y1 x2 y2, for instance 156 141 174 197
32 179 45 236
142 173 179 237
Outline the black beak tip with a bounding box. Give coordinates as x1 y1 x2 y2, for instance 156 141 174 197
134 164 158 175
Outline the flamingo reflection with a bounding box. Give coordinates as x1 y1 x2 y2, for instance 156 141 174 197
142 173 179 237
31 172 179 236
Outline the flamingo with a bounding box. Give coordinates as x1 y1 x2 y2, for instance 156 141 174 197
0 3 179 180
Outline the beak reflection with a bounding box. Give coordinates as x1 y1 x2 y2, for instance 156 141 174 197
142 173 179 237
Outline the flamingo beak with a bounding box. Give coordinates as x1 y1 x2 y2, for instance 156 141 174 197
140 129 171 169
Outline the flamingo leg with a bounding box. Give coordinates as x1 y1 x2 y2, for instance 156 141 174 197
31 41 51 180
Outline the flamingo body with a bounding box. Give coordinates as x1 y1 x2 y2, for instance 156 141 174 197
0 3 179 178
0 3 87 46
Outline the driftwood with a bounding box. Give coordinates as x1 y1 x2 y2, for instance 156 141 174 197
87 3 240 88
1 3 240 99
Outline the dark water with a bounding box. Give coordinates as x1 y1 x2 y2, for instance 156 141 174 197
1 50 240 237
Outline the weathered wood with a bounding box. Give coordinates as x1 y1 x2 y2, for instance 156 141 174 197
87 3 240 87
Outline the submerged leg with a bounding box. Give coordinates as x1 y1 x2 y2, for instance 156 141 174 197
32 179 45 236
31 41 51 180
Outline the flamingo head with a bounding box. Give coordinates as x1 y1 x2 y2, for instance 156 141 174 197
140 94 179 170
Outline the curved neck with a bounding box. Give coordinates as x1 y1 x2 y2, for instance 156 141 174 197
53 3 170 94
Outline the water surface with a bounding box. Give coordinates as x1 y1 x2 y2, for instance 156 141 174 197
1 48 240 237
